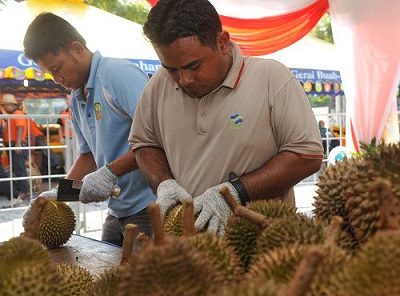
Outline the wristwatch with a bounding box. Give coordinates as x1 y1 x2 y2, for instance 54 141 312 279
229 172 249 206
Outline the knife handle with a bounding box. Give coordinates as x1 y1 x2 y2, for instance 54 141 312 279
111 186 121 198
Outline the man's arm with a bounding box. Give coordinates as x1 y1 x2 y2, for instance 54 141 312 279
66 152 97 180
134 147 174 193
106 150 139 177
241 151 321 201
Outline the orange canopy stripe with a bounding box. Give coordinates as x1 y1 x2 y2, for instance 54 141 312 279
146 0 329 56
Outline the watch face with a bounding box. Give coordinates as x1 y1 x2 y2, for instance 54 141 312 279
229 172 239 182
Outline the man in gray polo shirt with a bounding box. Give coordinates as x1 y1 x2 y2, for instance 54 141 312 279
129 0 323 235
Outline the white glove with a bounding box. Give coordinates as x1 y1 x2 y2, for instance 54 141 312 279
22 187 58 229
156 179 192 222
193 182 240 236
79 165 119 204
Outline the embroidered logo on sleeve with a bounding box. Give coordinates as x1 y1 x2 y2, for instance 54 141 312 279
230 113 243 129
94 103 102 121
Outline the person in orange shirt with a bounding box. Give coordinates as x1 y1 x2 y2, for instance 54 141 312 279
0 93 29 201
57 94 77 170
28 118 63 175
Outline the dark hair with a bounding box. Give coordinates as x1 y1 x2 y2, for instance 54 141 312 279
143 0 222 48
23 12 87 61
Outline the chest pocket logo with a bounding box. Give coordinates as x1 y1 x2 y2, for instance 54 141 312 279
94 103 102 121
230 113 244 129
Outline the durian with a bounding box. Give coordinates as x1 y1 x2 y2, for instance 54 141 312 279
223 193 300 270
313 143 400 250
39 198 76 248
325 178 400 295
85 266 124 296
118 202 224 296
0 236 69 296
56 263 94 295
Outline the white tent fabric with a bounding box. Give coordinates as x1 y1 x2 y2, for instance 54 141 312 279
261 34 339 71
210 0 317 18
0 0 158 60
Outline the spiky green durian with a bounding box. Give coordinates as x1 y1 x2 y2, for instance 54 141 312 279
39 198 76 249
187 232 243 282
255 215 326 256
313 157 362 250
314 143 400 250
0 236 69 296
1 263 70 296
248 244 349 296
85 266 124 296
224 200 300 270
56 263 94 295
217 278 280 296
325 229 400 296
0 236 50 268
342 145 400 246
118 236 223 296
325 177 400 296
164 204 184 236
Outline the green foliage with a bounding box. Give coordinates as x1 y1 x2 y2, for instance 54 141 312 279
310 13 333 44
308 94 332 108
355 138 385 158
84 0 151 25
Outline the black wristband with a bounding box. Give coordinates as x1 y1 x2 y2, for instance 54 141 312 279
229 172 249 206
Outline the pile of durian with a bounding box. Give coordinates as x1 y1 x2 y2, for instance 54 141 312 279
1 143 400 296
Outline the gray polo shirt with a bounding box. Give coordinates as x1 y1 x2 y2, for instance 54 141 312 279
130 42 323 204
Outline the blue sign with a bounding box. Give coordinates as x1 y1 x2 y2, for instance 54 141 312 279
0 49 162 77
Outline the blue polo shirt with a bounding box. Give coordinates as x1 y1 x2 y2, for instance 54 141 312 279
71 51 156 218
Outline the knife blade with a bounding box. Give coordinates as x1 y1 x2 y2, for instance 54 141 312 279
57 178 121 202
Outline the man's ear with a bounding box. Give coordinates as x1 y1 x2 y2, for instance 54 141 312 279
69 41 85 54
217 31 231 55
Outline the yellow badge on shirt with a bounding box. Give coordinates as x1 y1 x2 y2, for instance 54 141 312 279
94 103 102 121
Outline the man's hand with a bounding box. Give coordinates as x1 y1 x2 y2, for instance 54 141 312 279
193 182 240 236
79 165 119 204
22 187 58 229
156 179 192 222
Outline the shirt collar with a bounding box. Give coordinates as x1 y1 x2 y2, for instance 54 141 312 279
221 41 245 90
85 51 102 91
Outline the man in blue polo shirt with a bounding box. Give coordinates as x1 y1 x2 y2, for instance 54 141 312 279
21 12 156 248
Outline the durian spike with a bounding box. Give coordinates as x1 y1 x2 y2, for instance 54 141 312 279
120 223 138 266
220 186 272 229
148 202 166 246
375 177 400 230
183 199 196 237
281 245 325 296
20 196 48 240
326 215 343 247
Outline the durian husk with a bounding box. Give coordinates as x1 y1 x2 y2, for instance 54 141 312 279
0 236 50 268
56 263 94 296
255 215 326 257
85 266 125 296
39 198 76 249
216 278 280 296
118 235 224 296
117 202 224 296
187 232 244 282
1 263 70 296
325 229 400 296
313 157 362 251
224 200 299 271
0 236 70 295
248 243 349 296
164 204 185 236
314 144 400 251
325 178 400 296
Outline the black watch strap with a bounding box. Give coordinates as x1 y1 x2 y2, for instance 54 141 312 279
229 172 249 206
